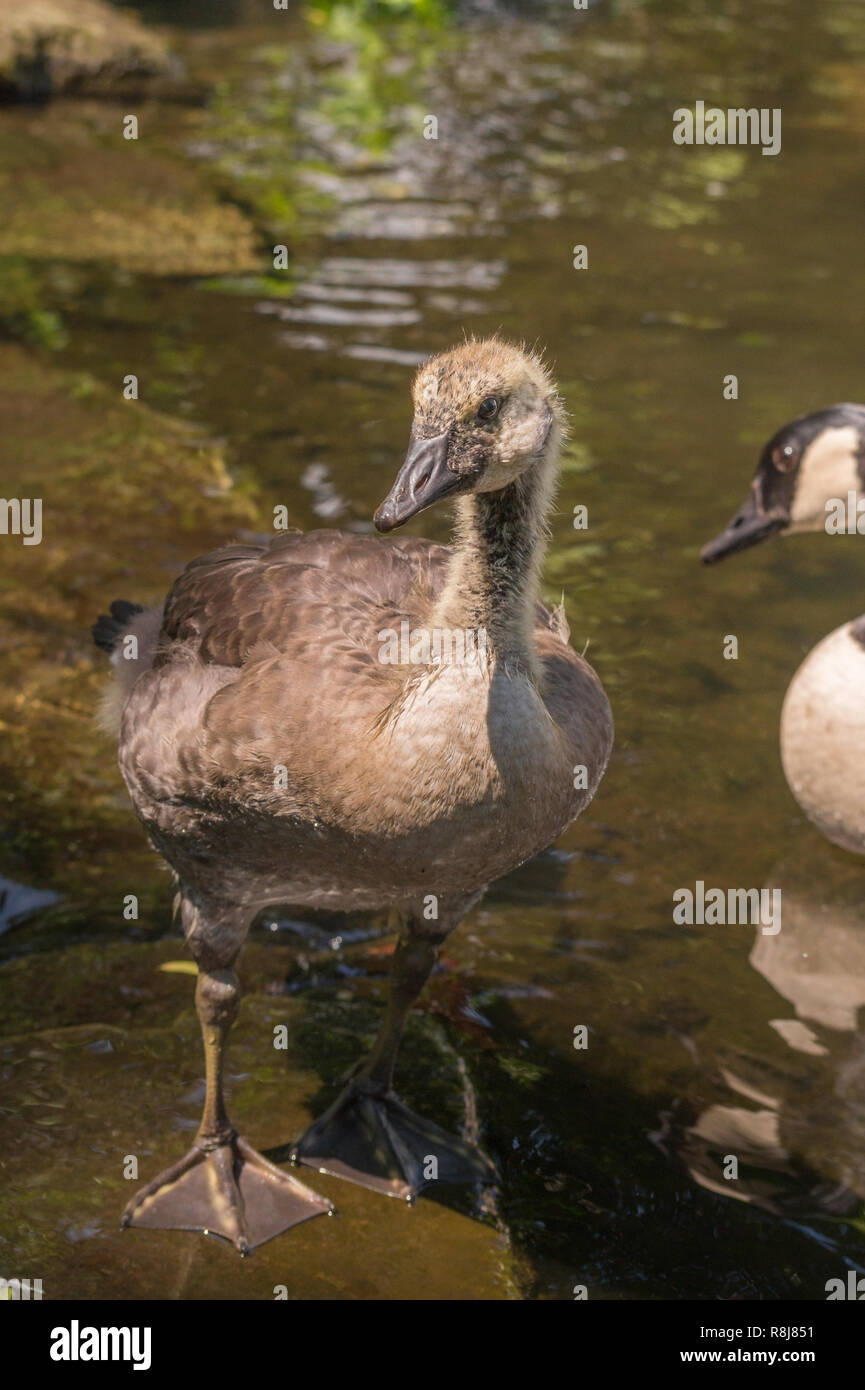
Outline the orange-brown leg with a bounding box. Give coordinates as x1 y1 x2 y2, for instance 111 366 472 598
123 967 332 1254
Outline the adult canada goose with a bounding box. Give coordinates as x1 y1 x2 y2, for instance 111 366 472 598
93 337 613 1254
702 404 865 855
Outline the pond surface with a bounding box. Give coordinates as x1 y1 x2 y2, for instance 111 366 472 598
2 0 865 1299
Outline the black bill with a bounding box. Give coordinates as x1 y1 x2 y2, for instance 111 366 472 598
700 486 788 564
374 431 461 532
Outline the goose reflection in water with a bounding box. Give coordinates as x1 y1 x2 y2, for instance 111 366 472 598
654 857 865 1262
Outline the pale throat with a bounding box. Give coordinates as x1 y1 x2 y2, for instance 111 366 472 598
430 435 560 671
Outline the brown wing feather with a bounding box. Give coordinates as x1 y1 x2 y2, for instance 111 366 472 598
158 530 452 669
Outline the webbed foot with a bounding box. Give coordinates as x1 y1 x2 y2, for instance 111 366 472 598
291 1082 497 1201
122 1133 332 1254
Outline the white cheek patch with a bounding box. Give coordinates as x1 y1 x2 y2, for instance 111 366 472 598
502 413 542 460
475 424 531 491
496 386 544 460
789 425 863 528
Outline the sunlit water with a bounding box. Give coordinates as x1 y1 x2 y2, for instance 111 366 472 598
2 0 865 1299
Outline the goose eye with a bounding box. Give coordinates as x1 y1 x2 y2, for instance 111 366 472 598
477 396 500 421
772 443 796 471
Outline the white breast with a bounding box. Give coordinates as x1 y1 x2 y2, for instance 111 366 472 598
780 618 865 854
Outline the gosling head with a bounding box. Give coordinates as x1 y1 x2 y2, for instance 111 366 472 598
374 337 564 532
701 403 865 564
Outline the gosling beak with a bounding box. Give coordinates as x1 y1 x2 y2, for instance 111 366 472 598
374 430 459 532
700 485 788 564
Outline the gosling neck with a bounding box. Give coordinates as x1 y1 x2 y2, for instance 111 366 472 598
431 424 562 676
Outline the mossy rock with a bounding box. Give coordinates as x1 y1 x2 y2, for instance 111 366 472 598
0 0 176 101
0 341 263 895
0 102 262 274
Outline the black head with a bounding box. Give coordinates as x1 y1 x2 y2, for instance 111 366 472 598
701 404 865 564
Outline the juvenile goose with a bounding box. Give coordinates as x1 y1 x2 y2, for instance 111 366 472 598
702 404 865 855
94 337 613 1253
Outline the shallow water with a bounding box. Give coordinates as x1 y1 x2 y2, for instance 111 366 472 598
2 0 865 1299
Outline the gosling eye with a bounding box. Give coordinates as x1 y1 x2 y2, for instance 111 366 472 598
772 442 796 471
477 396 500 422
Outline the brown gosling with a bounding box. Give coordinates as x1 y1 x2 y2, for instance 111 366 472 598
92 336 614 1254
